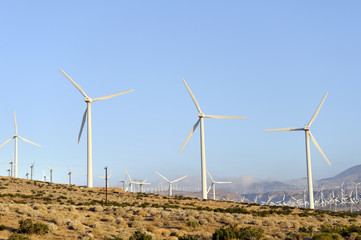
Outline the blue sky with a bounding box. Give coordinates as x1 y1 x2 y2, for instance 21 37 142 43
0 1 360 187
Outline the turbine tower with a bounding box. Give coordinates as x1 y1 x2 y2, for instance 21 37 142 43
265 92 330 209
46 166 58 183
155 171 187 196
66 166 77 185
0 111 41 178
207 170 232 200
179 79 245 199
60 69 133 188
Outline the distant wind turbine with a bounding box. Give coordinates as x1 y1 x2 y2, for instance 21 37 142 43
123 167 135 192
66 166 77 185
179 79 245 200
46 166 58 184
60 69 133 188
207 170 232 200
265 92 330 209
42 170 49 182
155 171 187 196
0 111 41 178
24 168 29 179
99 173 112 188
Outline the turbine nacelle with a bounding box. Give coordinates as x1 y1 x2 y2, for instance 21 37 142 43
84 97 93 103
198 113 205 118
304 126 310 131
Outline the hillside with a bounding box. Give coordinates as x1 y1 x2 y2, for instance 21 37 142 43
0 177 361 239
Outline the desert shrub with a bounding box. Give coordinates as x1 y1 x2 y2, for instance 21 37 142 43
0 224 6 230
186 221 200 228
299 226 313 234
8 233 32 240
178 235 200 240
103 237 124 240
129 231 152 240
18 219 49 235
212 225 263 240
312 233 334 240
319 224 361 237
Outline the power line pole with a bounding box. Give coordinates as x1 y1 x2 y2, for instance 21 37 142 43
105 166 108 206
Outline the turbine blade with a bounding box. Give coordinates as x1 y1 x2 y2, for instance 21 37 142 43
18 136 41 147
207 186 211 194
13 110 17 135
206 170 214 182
308 92 328 127
172 175 187 183
264 127 304 132
182 78 202 113
179 119 200 152
215 181 232 184
0 137 14 148
77 108 87 144
93 90 134 102
309 131 331 165
155 171 169 182
60 69 88 97
123 167 131 181
204 115 245 119
108 173 112 179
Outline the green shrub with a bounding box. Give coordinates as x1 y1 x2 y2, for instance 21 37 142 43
103 237 124 240
129 231 152 240
0 224 6 231
299 226 313 234
18 219 49 235
312 233 334 240
212 225 263 240
186 221 200 228
8 233 32 240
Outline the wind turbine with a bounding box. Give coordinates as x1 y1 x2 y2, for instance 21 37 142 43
42 170 49 182
133 179 151 193
155 171 187 196
123 167 136 192
66 166 77 185
60 69 133 188
99 173 112 188
119 176 127 190
179 79 245 200
24 168 29 179
0 111 41 178
46 166 58 184
7 158 14 177
30 163 34 180
206 170 232 200
265 92 330 209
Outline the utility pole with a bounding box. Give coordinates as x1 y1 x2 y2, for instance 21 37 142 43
105 166 108 206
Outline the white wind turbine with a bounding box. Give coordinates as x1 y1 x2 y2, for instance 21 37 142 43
42 170 49 182
133 179 151 193
206 170 232 200
123 167 136 192
46 166 59 184
24 168 29 179
265 92 330 209
179 79 245 199
0 111 41 178
66 166 77 185
155 171 187 196
99 173 112 188
60 69 133 188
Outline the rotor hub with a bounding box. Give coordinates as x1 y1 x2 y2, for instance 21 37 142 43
84 97 93 103
304 126 310 131
198 113 205 118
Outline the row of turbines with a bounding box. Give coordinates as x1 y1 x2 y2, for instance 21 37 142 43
0 68 332 210
251 181 361 212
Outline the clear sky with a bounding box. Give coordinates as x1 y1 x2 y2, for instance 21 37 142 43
0 1 360 187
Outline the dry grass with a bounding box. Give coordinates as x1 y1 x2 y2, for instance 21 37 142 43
0 176 360 239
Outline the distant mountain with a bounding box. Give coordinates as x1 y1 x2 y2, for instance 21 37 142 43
320 164 361 182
